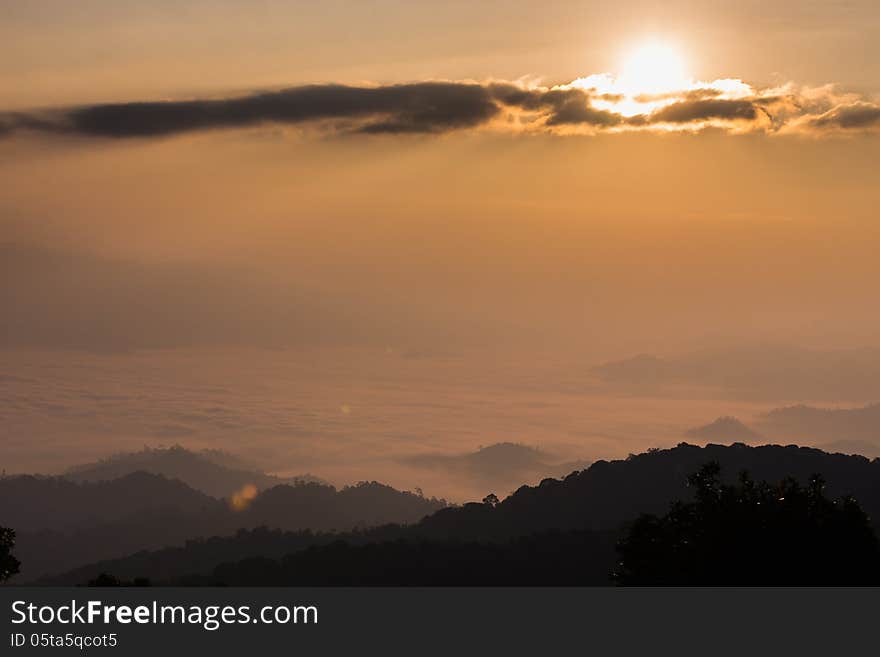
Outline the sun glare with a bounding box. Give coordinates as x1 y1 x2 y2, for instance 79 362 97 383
568 39 714 118
619 42 689 95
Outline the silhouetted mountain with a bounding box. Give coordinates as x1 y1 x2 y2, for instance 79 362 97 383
241 481 444 531
5 474 444 582
36 525 407 586
0 471 221 533
591 345 880 401
685 416 764 443
64 445 325 498
2 472 226 580
403 442 590 493
414 443 880 541
16 506 231 585
35 443 880 585
757 403 880 455
183 459 880 586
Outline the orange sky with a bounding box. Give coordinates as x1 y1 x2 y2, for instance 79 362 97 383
2 1 880 484
2 1 879 109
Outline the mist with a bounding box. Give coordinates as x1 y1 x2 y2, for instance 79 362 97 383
2 129 880 501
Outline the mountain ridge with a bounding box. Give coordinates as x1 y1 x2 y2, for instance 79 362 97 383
32 442 880 585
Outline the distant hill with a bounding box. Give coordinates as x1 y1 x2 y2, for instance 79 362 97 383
63 445 325 498
685 417 764 443
5 474 444 582
591 345 880 401
239 481 445 532
403 442 590 493
757 403 880 455
36 443 880 585
591 353 672 387
820 440 880 458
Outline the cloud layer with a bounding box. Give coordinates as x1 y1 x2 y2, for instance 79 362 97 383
1 76 878 140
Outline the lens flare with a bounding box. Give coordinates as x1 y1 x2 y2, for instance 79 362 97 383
230 483 259 511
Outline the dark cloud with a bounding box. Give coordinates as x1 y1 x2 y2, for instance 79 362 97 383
0 111 66 136
1 80 877 139
488 84 622 126
2 83 502 139
809 102 880 130
0 82 624 139
540 91 623 126
646 98 759 124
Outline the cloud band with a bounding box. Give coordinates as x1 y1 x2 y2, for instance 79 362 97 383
2 78 877 140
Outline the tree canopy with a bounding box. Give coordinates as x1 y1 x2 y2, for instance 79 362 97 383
615 462 880 585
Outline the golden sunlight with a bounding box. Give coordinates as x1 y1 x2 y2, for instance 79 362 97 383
567 39 755 121
567 40 694 117
619 42 689 95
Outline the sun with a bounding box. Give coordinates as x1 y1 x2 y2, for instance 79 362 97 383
570 38 752 123
619 41 689 96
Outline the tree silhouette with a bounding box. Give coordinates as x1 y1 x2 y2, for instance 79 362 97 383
614 462 880 585
0 526 21 582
